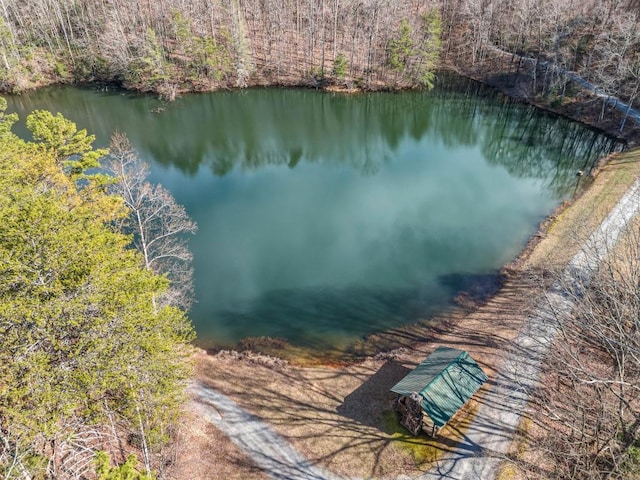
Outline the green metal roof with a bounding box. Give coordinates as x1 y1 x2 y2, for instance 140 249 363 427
390 346 487 427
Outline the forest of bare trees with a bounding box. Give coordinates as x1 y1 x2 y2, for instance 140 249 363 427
0 0 638 118
513 218 640 479
0 0 442 97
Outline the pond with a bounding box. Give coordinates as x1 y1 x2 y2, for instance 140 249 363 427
5 79 620 351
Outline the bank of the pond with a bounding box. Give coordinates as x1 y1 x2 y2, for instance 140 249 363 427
445 53 640 148
173 147 640 479
9 61 639 148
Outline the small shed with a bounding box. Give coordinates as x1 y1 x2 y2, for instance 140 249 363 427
390 346 487 436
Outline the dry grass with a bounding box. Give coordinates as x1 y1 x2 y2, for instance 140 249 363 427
172 148 640 479
525 148 640 269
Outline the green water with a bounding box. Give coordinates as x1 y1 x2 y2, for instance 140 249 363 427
5 80 620 350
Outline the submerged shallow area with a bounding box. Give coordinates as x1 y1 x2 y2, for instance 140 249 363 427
6 79 620 350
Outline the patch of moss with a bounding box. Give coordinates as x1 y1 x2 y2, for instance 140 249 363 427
495 461 520 480
381 409 442 467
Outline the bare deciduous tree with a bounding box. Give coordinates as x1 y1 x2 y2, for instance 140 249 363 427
106 132 197 311
523 220 640 479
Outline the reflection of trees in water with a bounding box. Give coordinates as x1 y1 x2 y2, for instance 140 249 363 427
6 80 620 192
140 81 619 195
205 284 451 349
427 76 622 196
480 101 622 197
145 89 403 176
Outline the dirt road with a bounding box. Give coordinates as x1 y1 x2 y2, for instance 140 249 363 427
189 383 343 480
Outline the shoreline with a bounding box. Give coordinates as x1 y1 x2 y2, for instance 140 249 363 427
7 64 639 147
441 59 640 148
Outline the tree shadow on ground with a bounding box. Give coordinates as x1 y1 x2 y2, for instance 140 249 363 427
336 360 410 432
335 358 491 460
193 266 555 478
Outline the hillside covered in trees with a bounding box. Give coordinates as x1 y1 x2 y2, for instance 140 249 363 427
0 0 638 121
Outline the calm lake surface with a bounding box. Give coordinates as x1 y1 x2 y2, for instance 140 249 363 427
5 80 620 350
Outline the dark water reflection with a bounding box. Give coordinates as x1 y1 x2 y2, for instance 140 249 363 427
5 78 621 350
